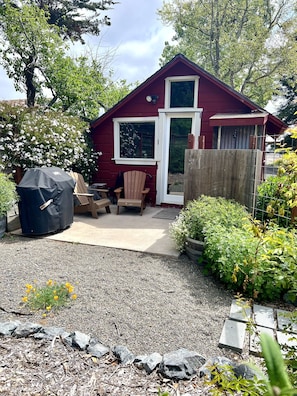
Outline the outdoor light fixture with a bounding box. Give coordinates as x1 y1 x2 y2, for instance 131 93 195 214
146 95 159 104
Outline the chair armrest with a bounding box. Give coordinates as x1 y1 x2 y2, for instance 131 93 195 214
114 187 123 201
88 188 109 193
88 188 109 199
74 192 94 197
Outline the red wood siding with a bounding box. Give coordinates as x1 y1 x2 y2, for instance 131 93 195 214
90 55 286 206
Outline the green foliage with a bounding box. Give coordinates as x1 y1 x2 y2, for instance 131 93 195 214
158 0 296 106
42 52 133 121
170 195 250 252
205 364 267 395
27 0 117 43
0 172 17 216
171 195 297 302
204 219 297 301
255 175 292 227
0 0 66 106
22 279 77 317
260 333 295 395
256 127 297 227
0 103 100 181
0 1 131 117
203 333 297 395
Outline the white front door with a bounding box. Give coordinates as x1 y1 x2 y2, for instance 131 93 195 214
156 110 202 205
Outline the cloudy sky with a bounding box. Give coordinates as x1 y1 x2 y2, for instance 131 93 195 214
0 0 174 100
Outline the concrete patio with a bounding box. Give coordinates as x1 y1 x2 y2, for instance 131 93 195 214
11 205 180 258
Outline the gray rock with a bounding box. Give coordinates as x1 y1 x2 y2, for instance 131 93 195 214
13 322 42 338
33 326 68 340
0 321 21 336
234 363 262 380
87 339 110 358
61 332 74 347
71 331 90 350
159 348 206 380
112 345 135 365
199 356 235 379
134 352 163 374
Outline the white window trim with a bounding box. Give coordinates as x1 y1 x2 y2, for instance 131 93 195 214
113 117 159 166
165 75 199 109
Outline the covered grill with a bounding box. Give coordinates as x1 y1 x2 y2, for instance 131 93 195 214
17 167 75 235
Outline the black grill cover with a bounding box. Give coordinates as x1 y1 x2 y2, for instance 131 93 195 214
17 167 75 235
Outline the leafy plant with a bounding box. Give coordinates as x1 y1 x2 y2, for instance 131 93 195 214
255 175 292 227
0 172 18 216
256 125 297 227
203 219 297 302
21 279 77 317
260 333 295 395
169 195 251 252
205 364 267 395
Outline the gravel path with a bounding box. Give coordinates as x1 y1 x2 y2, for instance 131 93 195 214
0 235 234 359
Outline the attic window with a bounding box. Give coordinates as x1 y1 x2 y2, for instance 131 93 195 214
113 117 158 165
165 76 199 109
170 81 194 107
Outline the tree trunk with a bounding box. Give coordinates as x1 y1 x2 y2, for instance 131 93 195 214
25 57 36 107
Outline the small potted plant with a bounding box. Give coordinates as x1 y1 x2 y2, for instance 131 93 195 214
0 172 18 238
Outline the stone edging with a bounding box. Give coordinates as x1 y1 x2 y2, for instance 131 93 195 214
0 321 260 382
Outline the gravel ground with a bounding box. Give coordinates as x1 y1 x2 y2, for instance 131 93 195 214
0 234 235 359
1 235 296 395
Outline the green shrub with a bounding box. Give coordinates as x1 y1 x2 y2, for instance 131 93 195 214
171 195 297 302
203 220 297 302
170 195 251 252
0 172 18 216
255 175 292 227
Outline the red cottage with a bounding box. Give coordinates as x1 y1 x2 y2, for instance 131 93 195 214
90 54 286 207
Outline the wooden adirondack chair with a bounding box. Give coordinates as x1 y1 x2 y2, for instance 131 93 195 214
114 170 150 215
69 171 111 219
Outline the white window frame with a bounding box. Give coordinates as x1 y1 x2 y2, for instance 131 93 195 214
113 117 159 165
165 75 199 110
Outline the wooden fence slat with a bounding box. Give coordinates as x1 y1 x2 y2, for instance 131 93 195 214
184 149 263 211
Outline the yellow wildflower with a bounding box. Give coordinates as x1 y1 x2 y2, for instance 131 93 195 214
46 306 51 311
54 295 59 301
71 294 77 300
22 296 28 303
47 279 53 286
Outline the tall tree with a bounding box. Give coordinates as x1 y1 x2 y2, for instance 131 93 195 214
158 0 296 107
0 1 66 107
276 76 297 125
0 0 131 116
0 0 117 42
43 51 133 121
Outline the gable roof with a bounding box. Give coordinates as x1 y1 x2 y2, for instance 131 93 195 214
91 54 286 134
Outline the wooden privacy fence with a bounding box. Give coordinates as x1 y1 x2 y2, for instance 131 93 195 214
184 149 263 212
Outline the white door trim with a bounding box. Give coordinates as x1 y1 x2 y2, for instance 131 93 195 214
156 109 203 205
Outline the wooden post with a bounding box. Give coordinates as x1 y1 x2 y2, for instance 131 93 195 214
198 135 205 149
249 135 257 149
188 134 195 149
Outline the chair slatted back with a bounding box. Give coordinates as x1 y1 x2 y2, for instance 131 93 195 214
123 171 146 200
69 171 89 206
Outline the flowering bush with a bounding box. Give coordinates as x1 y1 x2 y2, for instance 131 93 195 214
0 103 100 182
21 279 77 317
